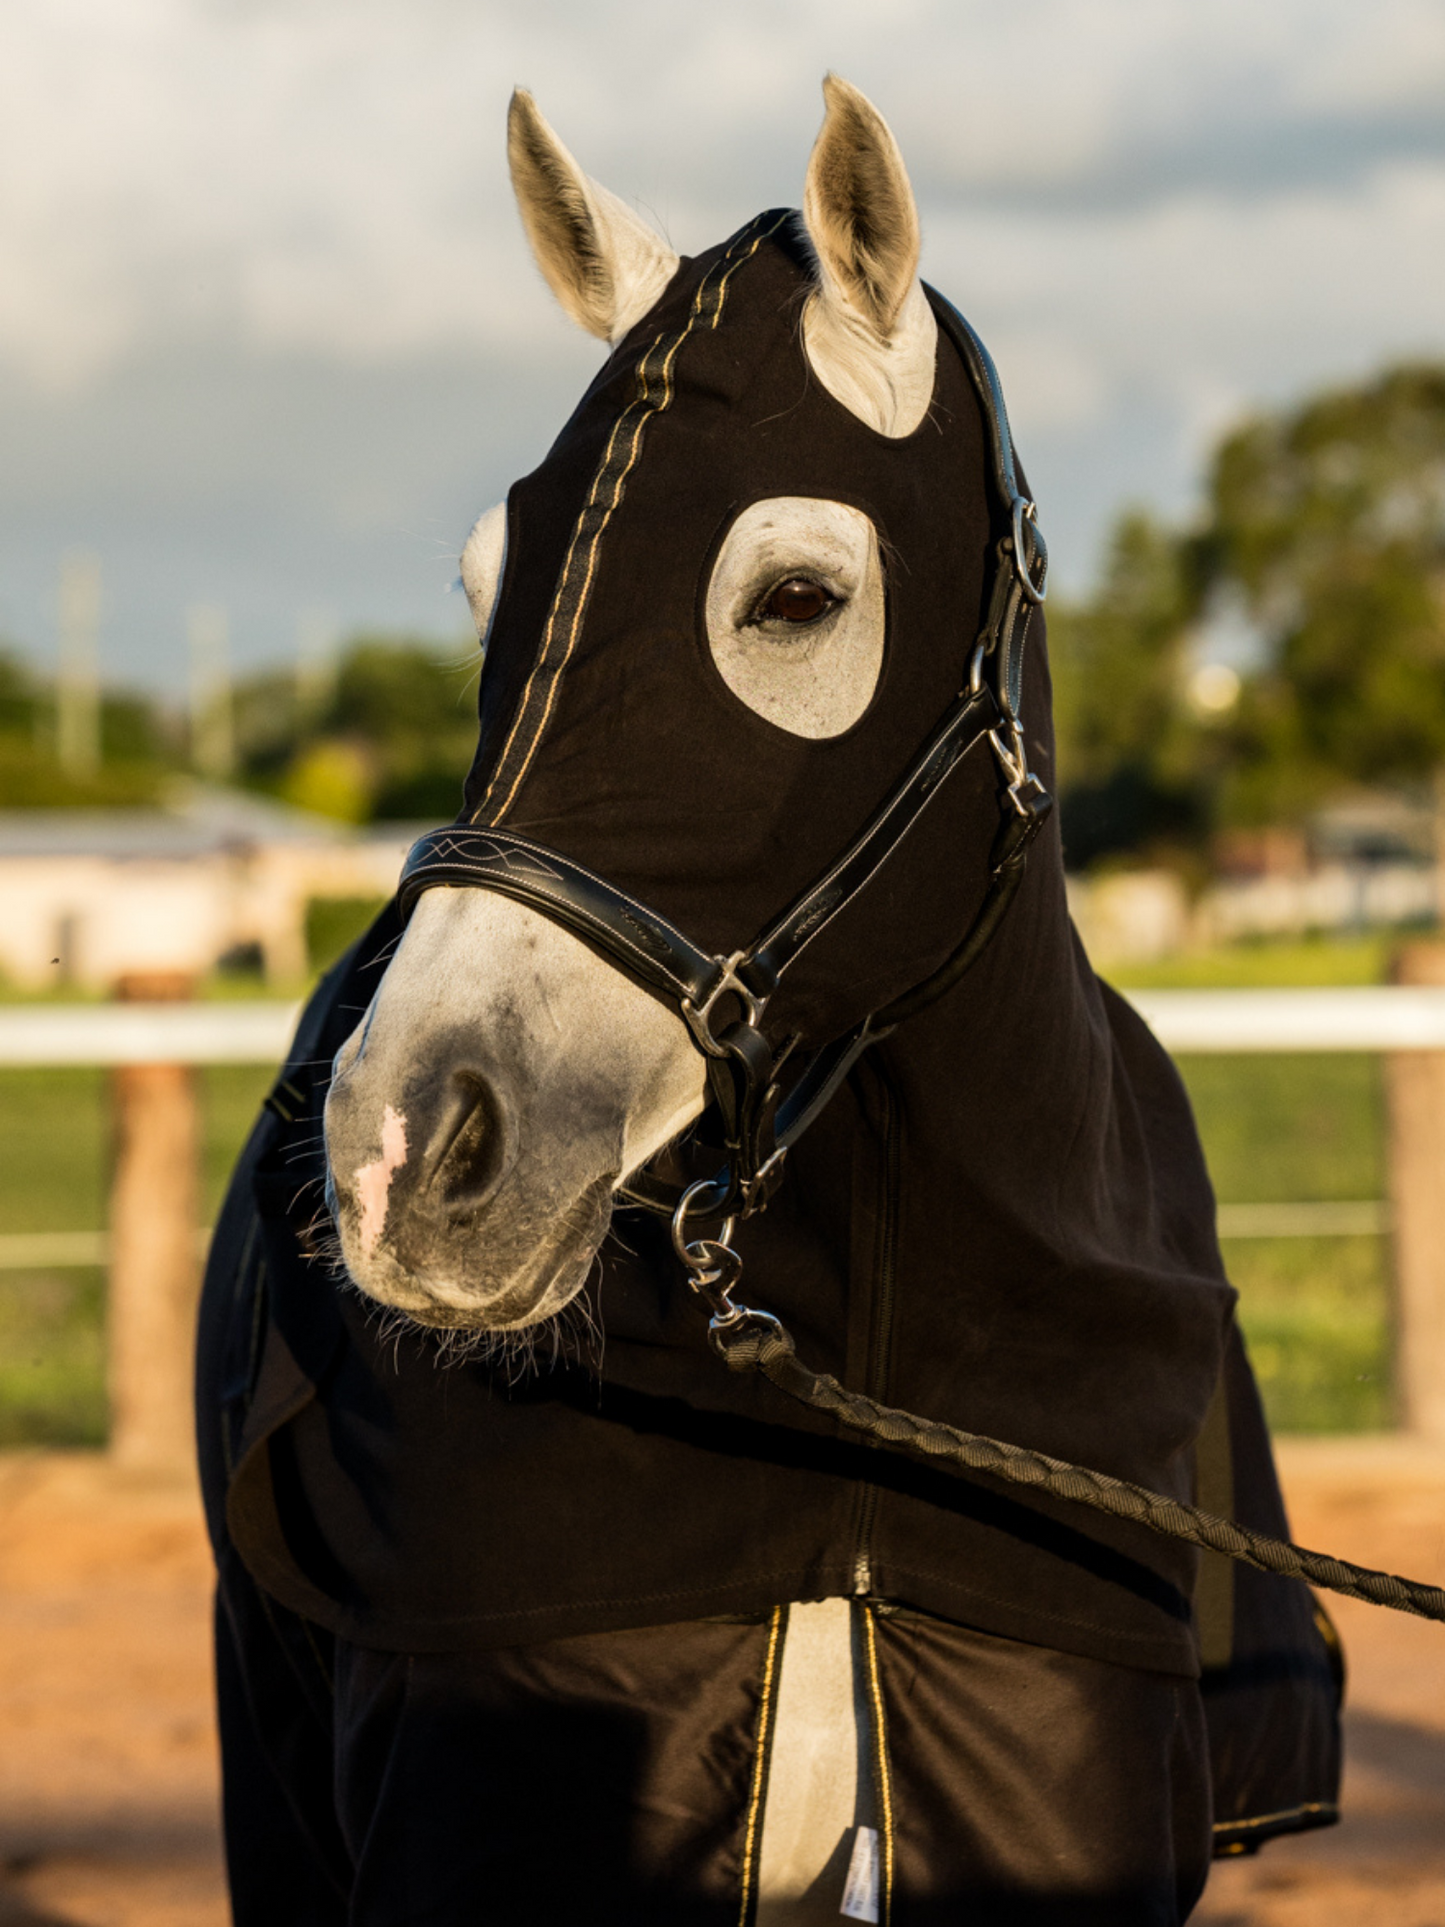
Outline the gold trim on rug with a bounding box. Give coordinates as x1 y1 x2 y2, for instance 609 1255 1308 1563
737 1604 785 1927
861 1605 895 1924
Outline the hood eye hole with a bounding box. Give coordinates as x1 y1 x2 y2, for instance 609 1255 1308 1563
755 577 834 625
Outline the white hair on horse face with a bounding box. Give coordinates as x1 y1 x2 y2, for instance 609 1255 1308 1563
506 89 680 345
799 74 938 439
325 889 708 1330
460 501 508 640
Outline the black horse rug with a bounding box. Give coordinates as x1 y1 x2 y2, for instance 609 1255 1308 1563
196 81 1341 1926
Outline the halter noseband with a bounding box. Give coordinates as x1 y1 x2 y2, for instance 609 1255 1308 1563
396 297 1052 1335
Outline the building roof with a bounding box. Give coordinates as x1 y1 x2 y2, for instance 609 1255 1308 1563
0 782 353 859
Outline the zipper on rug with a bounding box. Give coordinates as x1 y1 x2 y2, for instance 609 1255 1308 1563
853 1064 901 1596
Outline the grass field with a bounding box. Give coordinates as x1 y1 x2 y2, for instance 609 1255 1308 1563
1113 932 1395 1434
0 930 1408 1443
1175 1055 1390 1432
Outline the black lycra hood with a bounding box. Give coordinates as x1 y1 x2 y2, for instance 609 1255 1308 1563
200 213 1285 1691
461 211 1007 1042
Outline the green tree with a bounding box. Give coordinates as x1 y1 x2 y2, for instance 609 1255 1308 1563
1051 511 1210 869
0 649 38 738
234 636 480 823
0 646 170 808
1205 363 1445 823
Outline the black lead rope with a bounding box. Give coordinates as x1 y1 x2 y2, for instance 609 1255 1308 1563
709 1320 1445 1626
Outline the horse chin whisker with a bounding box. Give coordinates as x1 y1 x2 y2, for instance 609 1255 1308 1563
324 1223 607 1387
604 1214 638 1261
427 1267 605 1387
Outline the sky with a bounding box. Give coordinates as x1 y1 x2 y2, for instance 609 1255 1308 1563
3 0 1445 689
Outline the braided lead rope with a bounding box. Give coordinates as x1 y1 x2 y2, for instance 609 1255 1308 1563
720 1323 1445 1625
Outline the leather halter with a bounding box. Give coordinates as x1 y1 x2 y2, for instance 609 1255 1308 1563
397 297 1052 1235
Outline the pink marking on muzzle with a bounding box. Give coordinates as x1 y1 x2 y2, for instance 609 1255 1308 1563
355 1105 409 1260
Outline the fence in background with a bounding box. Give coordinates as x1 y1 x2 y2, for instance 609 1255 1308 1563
5 983 1444 1066
0 1001 299 1065
4 965 1445 1465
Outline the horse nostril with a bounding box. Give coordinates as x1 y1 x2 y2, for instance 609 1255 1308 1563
425 1070 509 1215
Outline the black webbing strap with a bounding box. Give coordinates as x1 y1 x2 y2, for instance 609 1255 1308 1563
718 1322 1445 1625
398 685 1005 1011
397 682 1014 1222
747 684 1001 989
928 288 1048 724
397 827 722 1008
615 1015 882 1216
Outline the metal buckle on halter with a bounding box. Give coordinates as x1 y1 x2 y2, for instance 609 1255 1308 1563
987 719 1050 819
973 641 1047 819
727 1146 789 1222
740 1145 788 1211
1009 497 1048 606
681 951 769 1057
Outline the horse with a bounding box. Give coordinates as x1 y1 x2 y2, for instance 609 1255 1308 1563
196 77 1340 1925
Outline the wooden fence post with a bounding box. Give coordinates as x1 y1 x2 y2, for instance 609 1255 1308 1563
1388 940 1445 1442
108 971 200 1472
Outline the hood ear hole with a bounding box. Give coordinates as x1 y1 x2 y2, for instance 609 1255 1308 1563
800 77 937 437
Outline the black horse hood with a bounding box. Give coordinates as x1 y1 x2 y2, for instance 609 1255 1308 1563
462 212 1008 1039
205 217 1245 1681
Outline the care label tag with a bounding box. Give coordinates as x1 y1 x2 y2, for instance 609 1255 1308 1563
840 1825 880 1922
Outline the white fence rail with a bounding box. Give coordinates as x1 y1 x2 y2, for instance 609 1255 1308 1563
1127 987 1445 1053
0 1001 301 1065
6 987 1445 1066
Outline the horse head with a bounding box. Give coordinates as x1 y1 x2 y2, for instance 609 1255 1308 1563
323 77 1039 1334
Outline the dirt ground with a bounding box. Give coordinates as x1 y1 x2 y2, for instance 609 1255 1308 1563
0 1439 1442 1927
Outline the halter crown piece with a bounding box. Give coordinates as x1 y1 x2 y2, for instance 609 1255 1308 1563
397 295 1053 1348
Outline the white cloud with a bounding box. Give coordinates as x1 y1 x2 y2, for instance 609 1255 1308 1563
924 161 1445 445
4 0 1444 386
1292 0 1445 113
3 0 1445 673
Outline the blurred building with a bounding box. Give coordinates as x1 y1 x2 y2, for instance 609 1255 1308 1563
1068 793 1444 966
0 786 422 988
1196 793 1442 948
1066 870 1193 967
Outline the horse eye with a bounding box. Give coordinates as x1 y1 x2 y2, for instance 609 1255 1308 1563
756 578 834 625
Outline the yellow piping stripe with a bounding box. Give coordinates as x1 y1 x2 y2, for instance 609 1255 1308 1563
862 1606 895 1925
475 210 790 826
1213 1800 1338 1835
708 224 776 329
737 1605 784 1927
473 361 657 822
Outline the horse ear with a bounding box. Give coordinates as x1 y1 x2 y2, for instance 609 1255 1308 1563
801 75 937 438
508 90 680 344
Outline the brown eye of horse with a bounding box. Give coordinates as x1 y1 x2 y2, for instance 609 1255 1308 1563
758 578 833 625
